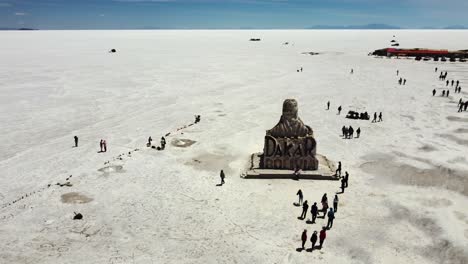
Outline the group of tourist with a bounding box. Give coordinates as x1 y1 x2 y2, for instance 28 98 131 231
99 139 107 152
398 77 407 85
438 70 448 81
435 69 466 113
341 126 360 139
371 112 383 123
296 161 351 251
458 99 468 112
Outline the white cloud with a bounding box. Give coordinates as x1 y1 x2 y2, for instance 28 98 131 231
15 12 27 16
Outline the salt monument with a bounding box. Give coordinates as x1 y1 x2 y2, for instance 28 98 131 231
261 99 319 170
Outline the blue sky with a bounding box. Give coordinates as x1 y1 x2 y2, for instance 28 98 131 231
0 0 467 29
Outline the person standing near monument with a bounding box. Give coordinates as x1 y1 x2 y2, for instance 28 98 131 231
220 170 225 185
300 200 309 219
296 189 303 205
74 136 78 147
335 162 342 177
326 208 335 229
301 230 308 250
311 202 318 223
310 231 318 250
333 195 339 212
319 227 327 248
337 106 342 115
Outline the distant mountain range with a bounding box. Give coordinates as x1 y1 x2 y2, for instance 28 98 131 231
0 27 38 30
305 24 468 30
306 24 401 29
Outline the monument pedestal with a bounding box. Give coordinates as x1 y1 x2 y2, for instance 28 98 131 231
243 153 338 180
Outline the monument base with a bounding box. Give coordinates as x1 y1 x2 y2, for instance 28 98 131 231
243 153 338 180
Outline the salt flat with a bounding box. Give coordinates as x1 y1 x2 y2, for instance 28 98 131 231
0 30 467 264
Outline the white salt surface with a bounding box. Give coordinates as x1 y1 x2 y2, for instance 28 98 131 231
0 30 467 263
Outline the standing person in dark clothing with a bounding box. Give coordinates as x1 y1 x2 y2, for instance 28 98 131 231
160 137 166 150
435 67 438 72
340 178 345 193
446 80 449 86
378 112 383 122
326 208 335 229
103 140 107 152
311 202 318 223
344 171 349 188
372 112 377 123
342 126 347 137
456 80 459 87
432 89 436 96
396 70 399 76
349 126 354 139
335 162 342 177
148 136 152 147
301 230 308 250
442 90 446 96
398 78 402 85
403 79 407 85
458 98 463 107
458 103 463 113
333 195 339 212
350 68 354 74
99 139 103 152
74 136 78 147
338 106 342 115
464 101 468 111
327 101 330 110
447 90 450 97
310 231 318 250
300 200 309 219
356 127 361 138
319 227 327 249
451 80 454 86
220 170 225 185
297 189 303 205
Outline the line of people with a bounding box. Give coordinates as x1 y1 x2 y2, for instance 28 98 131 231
296 162 351 252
